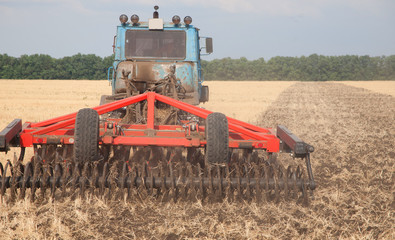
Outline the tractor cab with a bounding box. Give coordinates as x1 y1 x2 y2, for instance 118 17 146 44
108 6 212 105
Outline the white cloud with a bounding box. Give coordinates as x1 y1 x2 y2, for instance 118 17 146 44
1 0 393 17
62 0 95 15
0 0 96 15
98 0 323 16
0 5 12 16
177 0 394 16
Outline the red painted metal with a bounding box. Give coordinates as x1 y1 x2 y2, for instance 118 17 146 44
154 93 279 151
147 92 155 129
31 118 76 136
17 92 281 152
31 93 148 134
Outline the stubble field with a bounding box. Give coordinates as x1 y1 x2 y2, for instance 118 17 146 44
0 80 394 239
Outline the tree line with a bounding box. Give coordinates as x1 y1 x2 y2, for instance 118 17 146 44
201 55 395 81
0 53 113 80
0 53 394 80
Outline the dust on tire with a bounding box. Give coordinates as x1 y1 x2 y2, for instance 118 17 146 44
205 112 229 164
74 108 99 163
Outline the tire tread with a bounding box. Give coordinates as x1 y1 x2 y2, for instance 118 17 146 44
206 112 229 164
74 108 99 163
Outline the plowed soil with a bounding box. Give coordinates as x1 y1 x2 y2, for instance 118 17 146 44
0 82 394 239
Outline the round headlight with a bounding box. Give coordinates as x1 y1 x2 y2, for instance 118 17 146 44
131 14 139 24
119 14 128 24
172 15 181 25
184 16 192 25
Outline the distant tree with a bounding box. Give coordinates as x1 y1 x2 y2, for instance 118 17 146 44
0 53 394 80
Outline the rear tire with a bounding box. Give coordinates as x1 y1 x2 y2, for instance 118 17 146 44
74 108 99 163
205 112 229 164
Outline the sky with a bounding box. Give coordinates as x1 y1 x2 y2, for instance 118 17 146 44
0 0 394 60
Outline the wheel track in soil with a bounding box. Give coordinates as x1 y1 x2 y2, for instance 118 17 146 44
257 82 394 238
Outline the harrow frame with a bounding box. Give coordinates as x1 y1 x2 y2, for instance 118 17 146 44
3 92 284 153
0 92 317 202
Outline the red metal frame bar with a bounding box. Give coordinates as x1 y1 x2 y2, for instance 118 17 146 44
147 92 155 129
19 92 280 152
31 93 148 133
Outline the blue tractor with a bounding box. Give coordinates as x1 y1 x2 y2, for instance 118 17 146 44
0 6 316 203
102 6 212 123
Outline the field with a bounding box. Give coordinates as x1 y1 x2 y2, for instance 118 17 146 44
0 80 394 239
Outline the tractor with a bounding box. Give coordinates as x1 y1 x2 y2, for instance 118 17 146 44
0 6 315 203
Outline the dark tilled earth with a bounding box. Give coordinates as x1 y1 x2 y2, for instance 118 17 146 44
257 82 394 239
1 82 394 239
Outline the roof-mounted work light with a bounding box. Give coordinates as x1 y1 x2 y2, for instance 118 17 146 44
172 15 181 25
119 14 128 24
131 14 139 25
184 16 192 25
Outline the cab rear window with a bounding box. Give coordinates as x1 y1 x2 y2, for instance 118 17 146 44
125 30 186 59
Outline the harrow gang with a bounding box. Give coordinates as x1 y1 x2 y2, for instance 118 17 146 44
0 92 315 203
